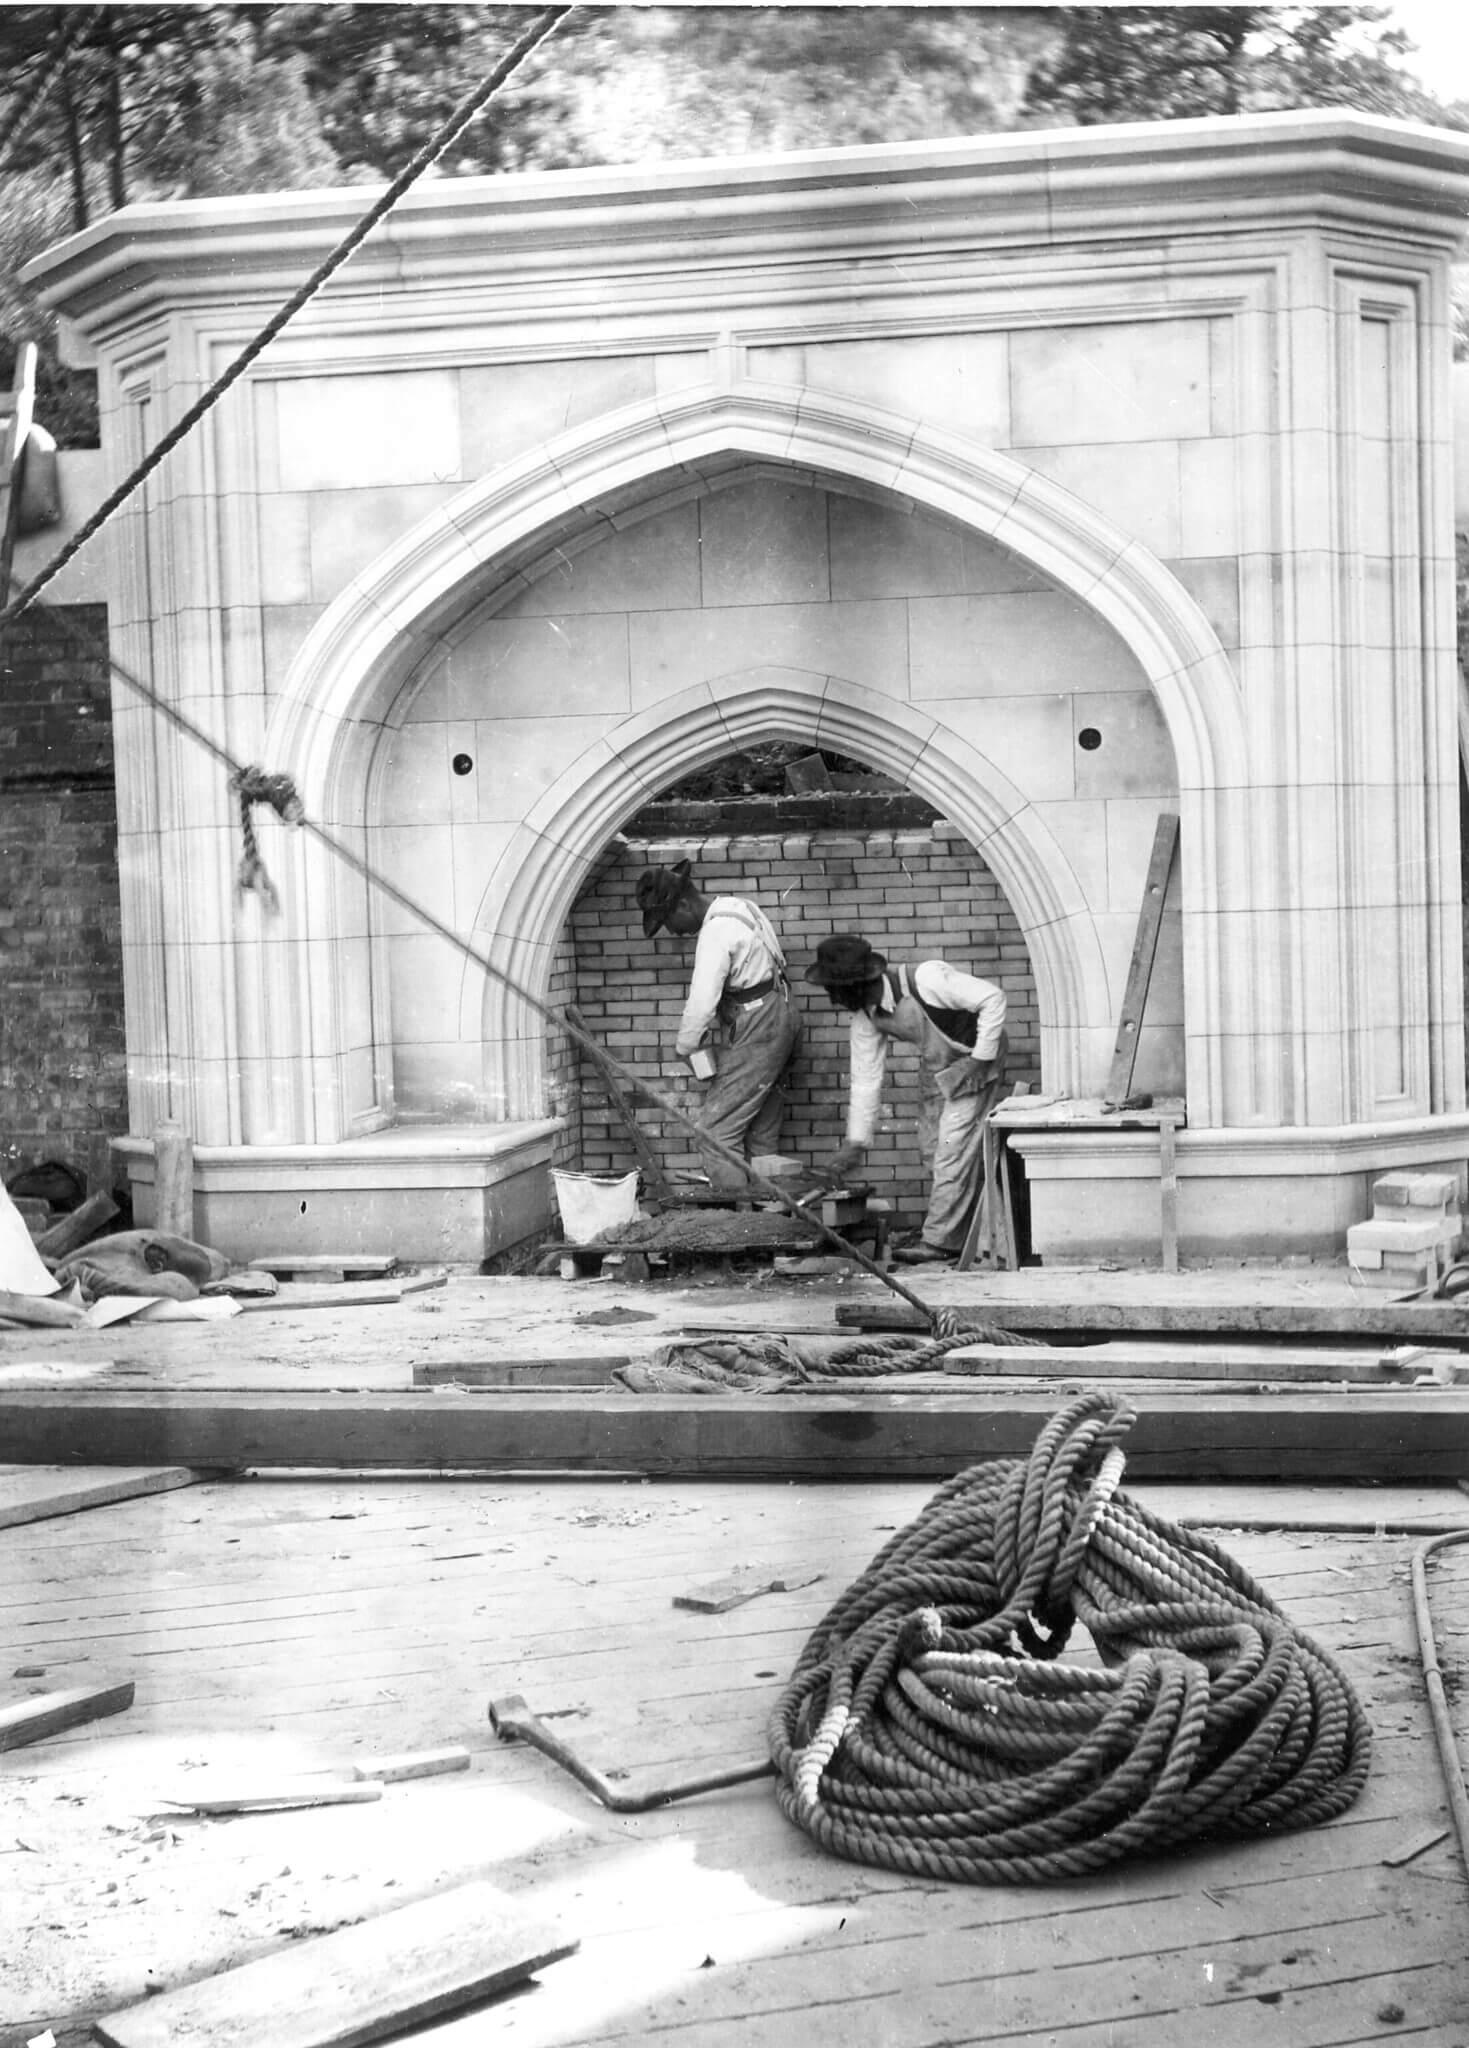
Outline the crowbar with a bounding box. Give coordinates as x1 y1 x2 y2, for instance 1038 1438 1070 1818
489 1694 773 1813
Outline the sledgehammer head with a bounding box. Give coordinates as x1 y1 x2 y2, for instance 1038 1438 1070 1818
488 1694 536 1743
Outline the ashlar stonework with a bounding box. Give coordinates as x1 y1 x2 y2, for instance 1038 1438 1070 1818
24 111 1469 1261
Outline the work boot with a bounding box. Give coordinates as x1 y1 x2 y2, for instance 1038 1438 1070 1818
893 1242 956 1266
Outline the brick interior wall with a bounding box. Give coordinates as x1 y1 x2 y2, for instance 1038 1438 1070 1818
0 605 127 1188
564 826 1039 1229
546 927 580 1168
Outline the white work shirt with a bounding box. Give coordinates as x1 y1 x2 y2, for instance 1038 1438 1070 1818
675 898 787 1057
847 960 1006 1144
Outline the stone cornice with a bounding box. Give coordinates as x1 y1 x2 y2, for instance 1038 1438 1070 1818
1008 1113 1469 1179
26 112 1469 337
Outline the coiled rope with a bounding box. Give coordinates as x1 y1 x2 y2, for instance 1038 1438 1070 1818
624 1309 1043 1394
795 1305 1045 1376
769 1392 1372 1881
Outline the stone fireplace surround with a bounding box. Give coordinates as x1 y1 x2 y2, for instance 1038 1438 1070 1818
25 110 1469 1263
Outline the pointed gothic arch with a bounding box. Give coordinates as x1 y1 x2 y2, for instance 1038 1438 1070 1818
268 380 1244 1122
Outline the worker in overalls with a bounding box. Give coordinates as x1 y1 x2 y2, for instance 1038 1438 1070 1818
805 934 1007 1264
637 860 804 1189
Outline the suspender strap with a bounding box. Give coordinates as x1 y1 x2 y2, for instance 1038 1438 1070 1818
890 961 979 1049
712 899 788 994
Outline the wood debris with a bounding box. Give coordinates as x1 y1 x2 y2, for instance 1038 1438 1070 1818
675 1567 824 1612
0 1680 134 1752
92 1879 578 2048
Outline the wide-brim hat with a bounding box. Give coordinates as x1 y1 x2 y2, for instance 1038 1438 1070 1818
636 858 693 938
804 935 887 987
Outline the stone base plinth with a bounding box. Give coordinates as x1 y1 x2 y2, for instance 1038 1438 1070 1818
116 1121 562 1267
1007 1119 1469 1267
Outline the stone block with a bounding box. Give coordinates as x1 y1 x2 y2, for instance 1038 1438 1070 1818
931 694 1075 802
442 612 632 720
829 495 1047 603
1010 317 1212 448
502 500 701 617
275 369 460 490
1348 1236 1458 1289
627 597 909 707
909 590 1143 699
460 355 656 474
1018 441 1182 559
756 332 1011 446
699 478 831 608
1372 1171 1460 1213
1072 692 1178 801
1345 1215 1462 1255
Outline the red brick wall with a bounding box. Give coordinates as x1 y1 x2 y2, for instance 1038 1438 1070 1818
562 826 1039 1227
0 605 127 1186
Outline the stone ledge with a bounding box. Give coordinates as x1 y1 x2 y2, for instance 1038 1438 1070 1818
116 1122 563 1265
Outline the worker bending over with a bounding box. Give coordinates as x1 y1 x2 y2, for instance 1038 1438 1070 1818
637 859 804 1189
806 934 1007 1265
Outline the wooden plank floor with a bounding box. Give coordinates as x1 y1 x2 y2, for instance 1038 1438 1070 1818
0 1264 1449 1394
2 1467 1467 2048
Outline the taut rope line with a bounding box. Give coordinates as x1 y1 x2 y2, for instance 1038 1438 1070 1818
6 584 961 1326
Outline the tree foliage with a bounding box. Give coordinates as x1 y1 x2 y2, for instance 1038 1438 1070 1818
3 3 1468 446
1019 5 1469 126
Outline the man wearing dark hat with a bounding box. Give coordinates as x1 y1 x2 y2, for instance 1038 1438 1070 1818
806 934 1007 1264
636 859 804 1188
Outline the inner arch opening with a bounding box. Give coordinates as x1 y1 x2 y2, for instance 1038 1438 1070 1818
551 739 1045 1225
369 460 1180 1145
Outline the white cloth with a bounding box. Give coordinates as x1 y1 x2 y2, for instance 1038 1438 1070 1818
0 1179 61 1295
674 897 787 1057
846 960 1007 1145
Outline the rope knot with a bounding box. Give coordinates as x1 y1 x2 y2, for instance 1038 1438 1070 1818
902 1606 946 1656
230 765 305 913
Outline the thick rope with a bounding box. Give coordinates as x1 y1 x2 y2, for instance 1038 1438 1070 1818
795 1307 1045 1376
622 1312 1045 1394
769 1393 1372 1881
230 766 305 911
11 584 950 1323
0 5 574 625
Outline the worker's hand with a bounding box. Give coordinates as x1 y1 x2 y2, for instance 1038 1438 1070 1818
821 1143 867 1186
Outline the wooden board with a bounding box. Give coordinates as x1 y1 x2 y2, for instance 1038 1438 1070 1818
413 1358 625 1387
235 1282 407 1312
1 1385 1465 1480
836 1298 1469 1341
673 1567 823 1612
0 1461 202 1528
247 1255 398 1280
350 1745 470 1783
157 1780 383 1814
93 1879 577 2048
33 1189 119 1259
0 1287 84 1329
8 1472 1464 2048
941 1341 1449 1384
1106 809 1179 1105
0 1678 134 1750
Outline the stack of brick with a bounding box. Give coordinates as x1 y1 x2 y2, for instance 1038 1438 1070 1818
1346 1172 1463 1290
562 825 1041 1223
0 604 127 1182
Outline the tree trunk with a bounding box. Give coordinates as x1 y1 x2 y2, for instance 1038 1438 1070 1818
55 31 89 231
103 9 126 212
